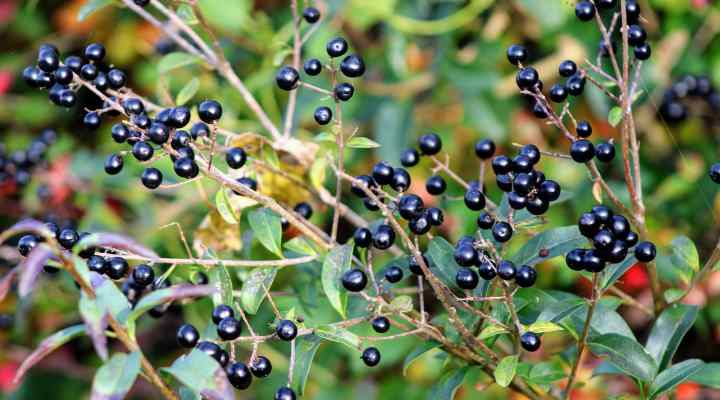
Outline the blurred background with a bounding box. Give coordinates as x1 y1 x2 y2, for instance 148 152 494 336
1 0 720 398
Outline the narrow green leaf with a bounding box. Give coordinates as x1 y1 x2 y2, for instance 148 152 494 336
158 52 202 74
690 363 720 389
321 243 353 318
214 189 239 225
208 262 233 308
90 352 141 400
645 303 698 371
528 360 566 384
403 341 441 376
429 366 471 399
248 208 283 257
176 78 199 105
494 355 519 387
479 324 510 340
284 237 319 256
649 359 704 399
240 268 277 314
346 137 381 149
315 325 361 350
588 333 657 382
291 335 322 396
426 237 462 290
608 106 623 127
526 321 564 334
162 349 234 399
14 325 86 384
602 256 637 290
509 226 585 267
79 293 109 360
78 0 113 21
314 132 335 143
129 285 216 322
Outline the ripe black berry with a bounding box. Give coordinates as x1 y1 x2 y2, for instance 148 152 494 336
512 173 533 196
226 362 252 390
342 268 367 292
400 148 420 167
106 256 129 279
372 316 390 333
575 1 596 21
474 139 495 159
353 228 372 248
111 123 129 143
624 231 639 247
37 49 59 72
398 194 424 220
212 304 234 324
627 25 647 47
217 317 242 340
371 161 394 185
634 241 656 262
93 73 109 92
409 214 431 235
516 67 539 90
596 0 616 9
250 356 272 378
80 63 98 80
276 67 300 91
583 250 605 272
464 189 485 211
84 43 106 62
710 164 720 184
477 212 494 229
83 111 101 130
508 192 527 210
520 332 541 352
515 265 537 287
276 319 298 341
570 139 595 163
304 58 322 76
103 154 123 175
425 175 446 195
591 205 614 224
526 197 549 215
171 131 192 150
361 347 381 367
454 244 477 267
176 323 199 348
132 264 155 287
634 43 651 60
168 106 191 128
492 222 513 242
566 74 586 96
326 37 348 58
549 84 568 103
340 54 365 78
578 212 600 237
351 175 375 198
54 66 73 85
385 266 403 283
141 168 163 189
275 387 296 400
456 268 479 290
532 102 549 119
476 262 495 280
174 157 199 179
226 147 247 169
610 215 630 238
107 69 126 89
497 260 516 280
87 255 107 274
408 254 429 276
566 248 586 270
492 156 512 175
390 168 411 192
506 44 527 66
197 341 225 365
148 122 170 144
302 7 320 23
558 60 577 77
132 141 153 162
57 228 79 250
538 180 561 202
314 106 332 125
195 100 222 124
17 235 39 257
418 133 442 155
334 82 354 101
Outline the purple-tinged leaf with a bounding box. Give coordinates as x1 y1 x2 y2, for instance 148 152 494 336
76 233 158 260
162 349 235 400
80 293 109 361
128 284 216 322
0 219 54 244
13 324 86 384
18 244 56 297
90 352 141 400
0 267 18 302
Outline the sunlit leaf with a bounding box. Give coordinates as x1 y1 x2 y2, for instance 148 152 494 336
495 355 519 387
321 243 353 318
90 352 141 400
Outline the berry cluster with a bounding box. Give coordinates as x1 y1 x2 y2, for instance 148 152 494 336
659 74 719 124
566 205 655 272
0 129 56 190
575 0 651 60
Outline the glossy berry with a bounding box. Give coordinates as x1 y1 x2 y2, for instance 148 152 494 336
566 248 586 270
304 58 322 76
474 139 495 159
538 180 561 202
351 175 376 198
107 69 126 89
527 197 549 216
596 142 615 162
558 60 577 77
353 228 372 248
398 194 423 220
275 387 296 400
418 133 442 155
84 43 105 62
408 255 429 276
54 66 73 85
17 235 39 257
400 148 420 167
425 175 446 195
58 228 79 250
276 67 299 91
492 222 513 242
334 82 354 101
148 122 170 144
104 154 123 175
80 63 98 80
575 1 596 21
456 268 479 290
340 54 365 78
302 7 320 23
454 244 477 267
106 256 129 280
132 264 155 287
361 347 381 367
37 49 59 72
276 319 298 341
520 332 541 352
212 304 234 324
592 205 614 225
87 255 107 274
132 141 154 162
390 168 411 192
83 111 101 130
218 317 242 341
508 192 527 210
513 173 534 196
197 341 225 365
294 202 313 220
250 356 272 378
570 139 595 163
176 323 199 348
477 212 494 229
314 106 332 125
627 25 647 46
549 84 568 103
226 362 252 390
596 0 616 9
576 120 592 137
506 44 528 66
372 316 390 333
226 147 247 169
710 163 720 183
516 67 539 90
492 155 512 175
141 168 163 189
326 37 348 58
578 212 600 237
372 161 394 185
342 268 367 292
464 189 486 211
634 43 651 60
583 250 605 272
515 265 537 287
532 102 549 119
174 157 199 179
593 229 614 252
624 231 639 247
497 260 516 280
635 241 656 262
566 74 586 96
384 266 403 283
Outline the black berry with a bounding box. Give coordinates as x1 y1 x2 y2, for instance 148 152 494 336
384 266 403 283
334 82 354 101
176 323 199 348
575 1 596 21
520 332 541 352
474 139 495 159
400 148 420 167
326 37 348 58
314 106 332 125
217 317 242 341
250 356 272 378
141 168 163 189
342 268 367 292
515 265 537 287
634 241 656 262
276 319 298 341
361 347 381 367
506 44 528 66
340 54 365 78
276 67 299 91
456 268 479 290
302 7 321 23
570 139 595 163
304 59 322 76
372 316 390 333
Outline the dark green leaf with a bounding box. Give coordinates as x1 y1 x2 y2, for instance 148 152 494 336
14 325 86 384
162 349 234 399
429 366 471 400
403 341 441 376
240 268 277 314
321 243 353 318
248 208 283 257
426 237 462 290
90 352 141 400
601 256 637 290
645 304 698 371
495 355 519 387
529 360 566 384
588 333 657 382
291 334 323 396
478 324 509 340
649 359 704 399
509 226 585 267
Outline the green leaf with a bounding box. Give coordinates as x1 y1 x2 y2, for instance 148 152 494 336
509 226 585 267
588 333 657 382
321 243 353 318
248 208 283 257
608 106 623 127
208 261 233 308
479 324 509 340
162 349 234 399
528 360 566 385
95 278 132 323
526 321 564 334
284 237 319 256
690 363 720 389
649 359 704 399
389 295 413 313
79 293 109 360
176 78 199 105
601 256 638 290
291 335 322 396
494 355 519 387
14 325 86 384
128 285 216 322
214 189 239 225
346 137 381 149
315 325 361 350
197 0 250 34
426 237 462 290
645 303 698 371
314 132 335 143
240 268 277 314
429 366 471 400
403 341 441 376
90 352 141 400
670 236 699 272
78 0 113 21
158 52 202 74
